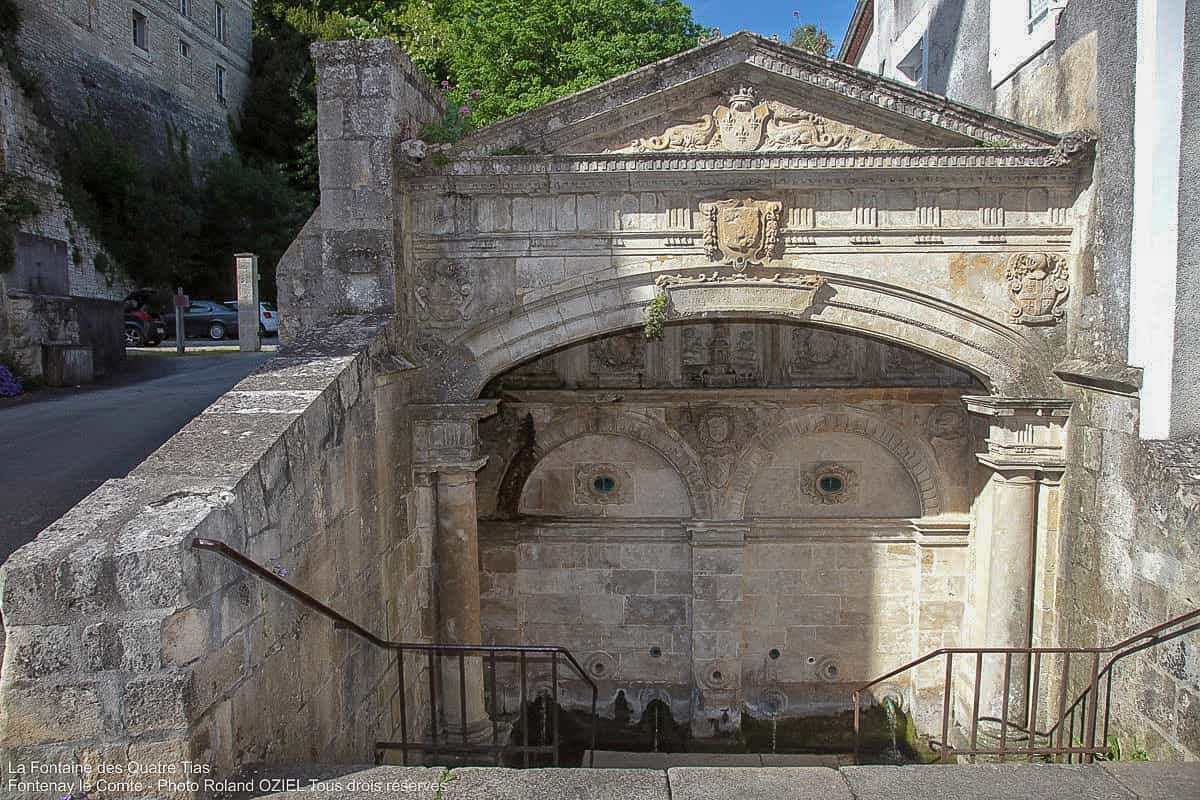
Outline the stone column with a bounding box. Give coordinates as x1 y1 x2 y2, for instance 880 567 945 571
963 397 1070 722
235 253 260 352
412 402 498 743
688 522 747 739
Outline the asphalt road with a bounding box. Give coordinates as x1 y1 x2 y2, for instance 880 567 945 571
0 351 271 563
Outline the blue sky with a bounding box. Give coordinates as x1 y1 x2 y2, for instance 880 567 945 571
688 0 859 50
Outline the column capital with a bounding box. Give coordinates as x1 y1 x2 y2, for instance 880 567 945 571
411 401 499 471
963 396 1071 473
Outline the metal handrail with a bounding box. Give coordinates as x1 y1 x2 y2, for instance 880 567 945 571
191 537 599 767
851 607 1200 764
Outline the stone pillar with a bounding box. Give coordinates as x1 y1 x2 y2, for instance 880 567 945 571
688 522 747 739
235 253 260 352
963 397 1070 722
412 401 498 743
309 40 406 318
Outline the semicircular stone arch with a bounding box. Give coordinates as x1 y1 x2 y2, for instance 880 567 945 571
726 408 946 520
431 271 1058 402
529 407 713 519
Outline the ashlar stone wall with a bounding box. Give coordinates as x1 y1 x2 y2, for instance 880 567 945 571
0 317 433 797
473 322 979 733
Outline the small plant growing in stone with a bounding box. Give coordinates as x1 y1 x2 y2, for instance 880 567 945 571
420 83 480 145
434 767 456 800
643 292 669 340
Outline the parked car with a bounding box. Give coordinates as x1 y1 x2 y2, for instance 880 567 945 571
123 292 165 347
124 309 165 347
223 300 280 336
162 300 240 340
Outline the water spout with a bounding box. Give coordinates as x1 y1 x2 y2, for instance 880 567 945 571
880 695 905 764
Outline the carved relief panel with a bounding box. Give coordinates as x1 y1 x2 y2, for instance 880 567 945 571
788 327 861 382
679 322 761 387
604 85 911 154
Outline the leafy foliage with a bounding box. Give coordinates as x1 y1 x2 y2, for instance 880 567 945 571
233 2 321 202
58 115 306 300
790 22 833 57
643 292 669 340
0 174 40 272
238 0 707 177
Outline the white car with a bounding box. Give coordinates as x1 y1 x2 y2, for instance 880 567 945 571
223 301 280 335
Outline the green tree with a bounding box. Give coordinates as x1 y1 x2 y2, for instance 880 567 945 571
400 0 705 124
790 21 833 57
237 1 707 189
197 154 307 301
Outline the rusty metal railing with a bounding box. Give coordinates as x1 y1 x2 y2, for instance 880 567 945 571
852 607 1200 764
191 537 598 767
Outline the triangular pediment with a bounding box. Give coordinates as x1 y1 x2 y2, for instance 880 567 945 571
451 32 1061 158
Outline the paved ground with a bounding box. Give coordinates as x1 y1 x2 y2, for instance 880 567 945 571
132 334 280 352
0 350 272 562
586 750 851 767
245 762 1200 799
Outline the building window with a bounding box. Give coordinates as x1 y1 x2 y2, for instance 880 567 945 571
179 39 190 58
216 64 226 104
132 10 148 50
1028 0 1050 30
214 2 226 43
179 0 188 16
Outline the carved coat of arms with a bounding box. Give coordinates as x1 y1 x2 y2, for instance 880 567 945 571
1005 253 1070 325
701 197 782 270
713 87 770 151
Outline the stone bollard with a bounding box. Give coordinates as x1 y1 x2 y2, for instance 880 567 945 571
236 253 261 352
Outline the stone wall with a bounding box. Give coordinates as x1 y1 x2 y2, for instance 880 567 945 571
0 47 127 380
1171 0 1200 434
276 40 444 343
473 326 978 734
1058 388 1200 760
0 316 433 796
0 291 124 379
13 0 252 165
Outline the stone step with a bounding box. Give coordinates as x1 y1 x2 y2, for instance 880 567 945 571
585 749 850 768
239 761 1200 799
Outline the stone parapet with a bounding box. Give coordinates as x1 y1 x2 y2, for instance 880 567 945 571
0 316 431 797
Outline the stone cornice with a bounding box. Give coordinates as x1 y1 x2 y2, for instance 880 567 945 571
436 148 1072 179
412 228 1074 257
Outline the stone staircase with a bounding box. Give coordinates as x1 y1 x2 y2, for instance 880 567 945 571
227 761 1200 799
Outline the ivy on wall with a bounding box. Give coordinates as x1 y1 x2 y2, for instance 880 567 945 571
0 174 39 273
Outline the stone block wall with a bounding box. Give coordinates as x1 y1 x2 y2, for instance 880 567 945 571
0 316 432 797
13 0 252 165
473 378 976 732
479 526 694 723
0 50 127 380
277 40 444 344
1056 387 1200 761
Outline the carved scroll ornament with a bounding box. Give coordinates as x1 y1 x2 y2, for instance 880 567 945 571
610 85 908 154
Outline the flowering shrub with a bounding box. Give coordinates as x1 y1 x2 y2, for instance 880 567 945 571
419 81 479 145
0 364 22 397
